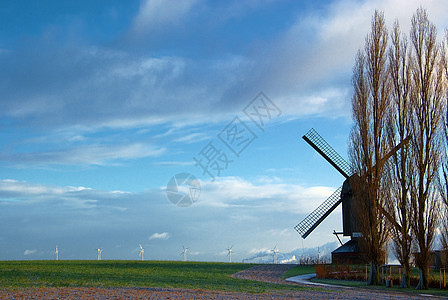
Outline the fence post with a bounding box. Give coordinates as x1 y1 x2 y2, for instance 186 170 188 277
365 264 367 281
441 268 446 289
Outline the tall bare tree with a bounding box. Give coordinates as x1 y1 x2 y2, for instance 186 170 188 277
349 10 391 286
439 28 448 267
409 7 445 290
386 20 414 288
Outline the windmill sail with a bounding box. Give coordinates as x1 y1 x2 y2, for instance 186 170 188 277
295 129 352 239
302 128 352 179
294 186 342 238
296 129 411 240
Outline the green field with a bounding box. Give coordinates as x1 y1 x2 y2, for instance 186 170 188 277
3 261 445 296
280 265 316 279
0 260 316 294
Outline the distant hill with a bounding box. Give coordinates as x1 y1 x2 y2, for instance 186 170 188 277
243 241 339 264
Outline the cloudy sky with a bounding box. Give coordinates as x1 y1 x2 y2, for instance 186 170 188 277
1 0 447 262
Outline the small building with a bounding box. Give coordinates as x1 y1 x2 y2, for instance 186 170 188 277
431 250 448 268
331 239 368 265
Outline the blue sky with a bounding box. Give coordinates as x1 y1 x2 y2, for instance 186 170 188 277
0 0 447 262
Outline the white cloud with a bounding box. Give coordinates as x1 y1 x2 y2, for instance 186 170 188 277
132 0 198 34
266 228 290 237
0 175 341 260
198 176 335 212
0 179 130 210
0 43 244 131
248 0 448 121
155 161 195 166
173 133 210 144
1 143 165 167
245 248 272 261
1 0 447 136
0 179 55 196
24 249 37 255
249 247 270 255
280 255 296 264
149 232 171 240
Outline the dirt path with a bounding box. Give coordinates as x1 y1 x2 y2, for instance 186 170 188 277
0 265 436 299
231 264 298 284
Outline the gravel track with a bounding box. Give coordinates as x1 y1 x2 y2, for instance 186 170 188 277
0 265 438 299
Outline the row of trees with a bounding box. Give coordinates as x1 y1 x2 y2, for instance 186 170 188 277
349 8 448 289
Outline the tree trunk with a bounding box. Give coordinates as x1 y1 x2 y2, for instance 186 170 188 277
367 261 379 285
415 268 428 290
400 271 410 288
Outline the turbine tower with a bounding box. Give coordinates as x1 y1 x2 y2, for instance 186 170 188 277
181 245 188 262
139 244 144 261
226 246 233 263
271 245 279 264
96 248 103 261
55 245 59 261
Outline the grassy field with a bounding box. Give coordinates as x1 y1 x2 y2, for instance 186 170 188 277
280 265 315 279
0 260 315 294
2 260 446 296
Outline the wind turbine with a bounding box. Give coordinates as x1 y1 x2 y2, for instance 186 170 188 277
181 245 188 262
271 245 279 264
225 246 233 263
138 244 144 261
55 245 59 261
96 248 103 261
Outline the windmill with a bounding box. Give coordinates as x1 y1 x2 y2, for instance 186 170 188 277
225 246 233 263
96 248 103 261
181 245 188 262
271 245 279 264
55 245 59 261
138 244 144 261
294 128 408 263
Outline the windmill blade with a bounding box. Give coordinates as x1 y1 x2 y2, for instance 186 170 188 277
379 135 411 166
302 128 352 179
294 186 343 239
